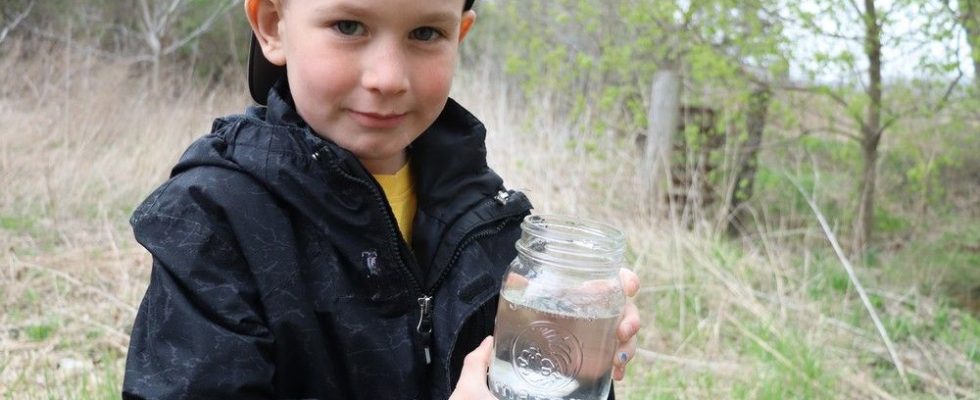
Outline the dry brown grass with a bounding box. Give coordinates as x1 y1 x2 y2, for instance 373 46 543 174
0 39 977 399
1 39 245 397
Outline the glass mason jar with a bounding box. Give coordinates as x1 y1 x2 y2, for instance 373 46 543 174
488 215 626 400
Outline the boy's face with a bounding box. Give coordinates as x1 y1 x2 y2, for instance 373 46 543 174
249 0 475 174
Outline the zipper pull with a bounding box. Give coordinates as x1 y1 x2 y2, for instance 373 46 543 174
417 295 434 364
312 146 328 161
494 190 510 205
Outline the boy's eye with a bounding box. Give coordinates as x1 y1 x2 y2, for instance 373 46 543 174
410 27 441 41
333 20 365 36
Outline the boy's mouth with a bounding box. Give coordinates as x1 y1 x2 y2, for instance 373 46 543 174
348 110 408 129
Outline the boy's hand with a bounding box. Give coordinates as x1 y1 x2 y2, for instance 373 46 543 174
449 336 497 400
613 268 642 381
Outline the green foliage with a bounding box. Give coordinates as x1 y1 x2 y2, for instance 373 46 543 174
25 322 57 342
873 206 908 235
473 0 787 135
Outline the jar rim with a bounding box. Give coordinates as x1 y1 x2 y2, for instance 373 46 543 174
516 214 625 271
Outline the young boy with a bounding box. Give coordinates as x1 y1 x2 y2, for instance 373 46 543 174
123 0 641 398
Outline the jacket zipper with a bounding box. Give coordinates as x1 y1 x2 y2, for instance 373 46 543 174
313 146 424 297
315 145 439 364
425 210 516 296
315 145 523 365
416 190 524 360
414 212 519 362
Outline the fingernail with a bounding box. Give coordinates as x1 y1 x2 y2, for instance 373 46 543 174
619 352 629 364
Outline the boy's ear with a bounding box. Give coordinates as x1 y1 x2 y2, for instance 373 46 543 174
458 10 476 43
245 0 286 66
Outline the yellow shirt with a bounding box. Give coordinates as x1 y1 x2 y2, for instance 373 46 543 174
373 162 417 244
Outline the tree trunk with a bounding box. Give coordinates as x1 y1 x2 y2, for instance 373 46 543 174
960 0 980 93
644 63 682 208
727 85 771 236
855 0 884 251
856 138 880 250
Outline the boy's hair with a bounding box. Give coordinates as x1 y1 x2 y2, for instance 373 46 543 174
248 0 477 105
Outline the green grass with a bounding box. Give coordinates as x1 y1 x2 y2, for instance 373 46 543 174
0 213 38 233
24 323 57 342
622 366 733 399
21 360 123 400
736 322 835 399
879 218 980 305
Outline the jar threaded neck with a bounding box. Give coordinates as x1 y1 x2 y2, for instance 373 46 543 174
516 215 625 272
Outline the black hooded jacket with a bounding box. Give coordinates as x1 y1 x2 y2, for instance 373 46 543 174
122 84 534 399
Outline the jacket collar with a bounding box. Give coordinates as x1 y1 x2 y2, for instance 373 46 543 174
262 78 309 129
256 78 506 225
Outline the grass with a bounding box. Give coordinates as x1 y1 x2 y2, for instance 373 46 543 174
1 39 978 399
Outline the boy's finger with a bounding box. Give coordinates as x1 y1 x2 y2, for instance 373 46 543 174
619 268 640 297
613 365 625 381
504 272 530 289
613 337 636 366
618 301 641 342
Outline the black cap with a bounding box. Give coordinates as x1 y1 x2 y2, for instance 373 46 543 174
247 0 477 105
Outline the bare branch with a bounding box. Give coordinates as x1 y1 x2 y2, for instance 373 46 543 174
782 7 863 43
776 79 869 136
817 30 865 42
807 124 864 142
878 68 965 135
846 0 865 18
136 0 160 54
879 104 919 135
161 0 238 56
932 67 965 112
0 0 34 46
161 0 185 29
21 24 150 64
136 0 153 36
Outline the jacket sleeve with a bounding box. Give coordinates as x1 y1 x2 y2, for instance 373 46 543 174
123 195 276 399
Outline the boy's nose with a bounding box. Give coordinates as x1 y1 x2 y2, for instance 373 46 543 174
361 41 410 96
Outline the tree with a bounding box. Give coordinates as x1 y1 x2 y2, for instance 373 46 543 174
857 0 885 252
786 0 964 250
727 83 771 236
480 0 787 216
134 0 238 90
956 0 980 92
645 65 683 204
0 0 245 88
686 0 787 234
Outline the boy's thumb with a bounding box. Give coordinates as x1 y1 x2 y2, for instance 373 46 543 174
450 337 495 399
460 336 494 379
